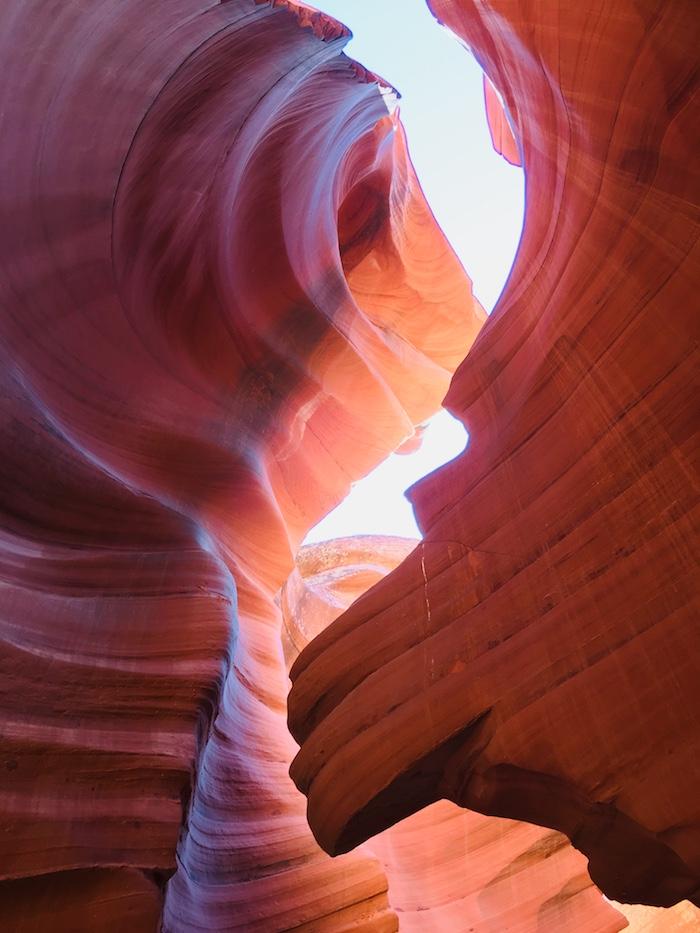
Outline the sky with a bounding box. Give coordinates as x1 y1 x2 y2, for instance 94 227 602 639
304 0 524 544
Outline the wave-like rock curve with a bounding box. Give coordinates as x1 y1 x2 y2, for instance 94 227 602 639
289 0 700 914
0 1 484 929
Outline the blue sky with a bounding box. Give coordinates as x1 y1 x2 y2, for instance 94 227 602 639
305 0 523 543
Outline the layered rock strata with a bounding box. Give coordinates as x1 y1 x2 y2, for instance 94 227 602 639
0 1 483 929
284 537 631 932
3 0 697 927
290 0 700 914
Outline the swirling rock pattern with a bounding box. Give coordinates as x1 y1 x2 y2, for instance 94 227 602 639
0 1 483 930
290 0 700 916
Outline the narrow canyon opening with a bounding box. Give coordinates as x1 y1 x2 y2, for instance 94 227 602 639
303 0 523 547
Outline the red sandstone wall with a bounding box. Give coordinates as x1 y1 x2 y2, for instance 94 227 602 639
284 537 630 932
1 0 697 929
289 0 700 916
0 1 483 929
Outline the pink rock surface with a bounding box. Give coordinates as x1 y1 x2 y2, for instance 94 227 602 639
2 0 697 928
0 1 483 928
483 76 521 167
289 0 700 917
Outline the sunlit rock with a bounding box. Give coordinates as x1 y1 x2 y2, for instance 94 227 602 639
286 537 630 932
290 0 700 918
1 0 697 928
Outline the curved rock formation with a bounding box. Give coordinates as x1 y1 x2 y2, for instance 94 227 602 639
285 537 630 932
289 0 700 915
0 1 484 929
281 536 419 668
3 0 698 928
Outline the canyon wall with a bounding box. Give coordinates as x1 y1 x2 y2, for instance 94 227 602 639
1 0 697 929
0 1 483 929
290 0 700 917
284 537 631 931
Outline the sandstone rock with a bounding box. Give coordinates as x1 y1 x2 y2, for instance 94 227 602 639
289 0 700 915
286 537 630 932
0 870 162 933
2 0 697 927
483 76 521 167
0 2 482 928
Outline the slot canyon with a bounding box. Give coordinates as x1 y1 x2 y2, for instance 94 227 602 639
0 1 697 931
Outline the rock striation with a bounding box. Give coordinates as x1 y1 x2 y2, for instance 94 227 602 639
2 0 698 929
0 1 483 929
285 537 631 932
289 0 700 917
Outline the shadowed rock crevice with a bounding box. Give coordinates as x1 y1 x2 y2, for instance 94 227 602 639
461 764 700 908
332 709 494 856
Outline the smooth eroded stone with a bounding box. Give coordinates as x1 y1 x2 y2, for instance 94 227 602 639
285 536 629 932
289 0 700 916
0 1 483 928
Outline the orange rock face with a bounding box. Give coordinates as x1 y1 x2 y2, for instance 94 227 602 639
0 1 483 930
289 0 700 917
1 0 697 929
281 536 419 668
285 537 631 932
